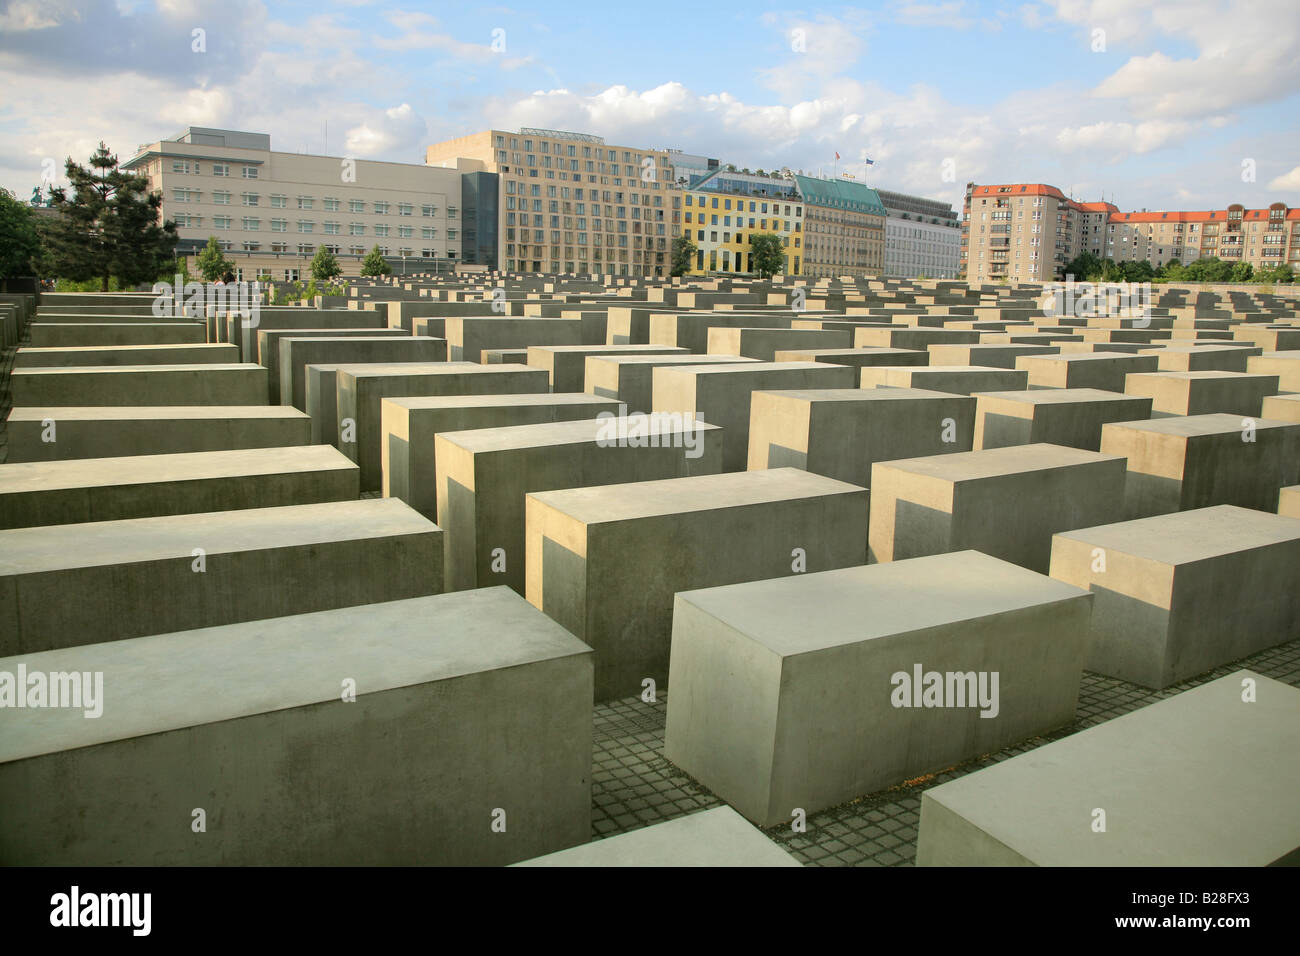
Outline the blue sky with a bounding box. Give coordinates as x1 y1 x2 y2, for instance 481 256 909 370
1 0 1298 211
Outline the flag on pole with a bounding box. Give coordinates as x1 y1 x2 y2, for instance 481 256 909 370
834 152 840 160
864 157 875 166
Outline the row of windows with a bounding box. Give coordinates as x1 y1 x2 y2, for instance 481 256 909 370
494 135 650 165
210 241 456 258
684 212 798 231
170 160 258 179
172 214 453 239
686 196 799 216
171 190 452 217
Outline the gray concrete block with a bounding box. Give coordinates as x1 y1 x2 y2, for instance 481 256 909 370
436 416 722 594
10 364 269 407
3 406 312 463
663 550 1093 827
1262 393 1300 423
256 326 410 402
338 363 550 492
513 807 801 867
0 498 442 654
870 443 1129 572
1050 505 1300 687
382 393 622 520
279 336 447 409
585 354 758 414
443 316 585 361
973 388 1153 451
1099 413 1300 518
526 344 685 392
1282 485 1300 518
525 468 868 700
927 344 1059 369
653 361 858 471
0 587 591 865
1247 350 1300 392
29 322 206 348
707 327 852 361
772 347 930 369
1016 351 1159 391
917 671 1300 866
1139 343 1260 372
1124 370 1279 417
15 344 239 368
747 387 975 484
860 364 1028 396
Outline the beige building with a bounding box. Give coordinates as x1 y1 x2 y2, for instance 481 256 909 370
425 127 681 277
793 175 886 279
962 181 1300 281
126 127 473 281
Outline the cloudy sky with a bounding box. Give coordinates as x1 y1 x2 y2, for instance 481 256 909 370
2 0 1298 211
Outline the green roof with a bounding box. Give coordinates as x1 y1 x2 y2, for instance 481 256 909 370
793 175 887 216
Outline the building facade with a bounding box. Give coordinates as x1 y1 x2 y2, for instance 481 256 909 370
125 127 482 281
425 128 681 277
681 168 803 275
794 175 886 279
877 188 961 279
961 181 1300 282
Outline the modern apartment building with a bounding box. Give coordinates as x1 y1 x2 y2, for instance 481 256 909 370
681 167 803 275
794 175 887 279
125 127 485 281
425 128 681 277
961 181 1300 282
877 188 961 279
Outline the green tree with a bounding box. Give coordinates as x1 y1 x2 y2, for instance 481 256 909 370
1061 251 1102 281
748 232 785 278
1229 261 1254 283
42 142 177 291
0 187 41 290
360 244 391 276
195 236 235 281
311 246 342 281
670 235 697 277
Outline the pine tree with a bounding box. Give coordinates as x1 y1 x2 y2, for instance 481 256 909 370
0 188 41 290
42 143 178 291
311 246 342 281
360 244 391 276
195 236 235 281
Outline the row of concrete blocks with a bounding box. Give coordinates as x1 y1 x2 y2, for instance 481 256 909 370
3 521 1295 865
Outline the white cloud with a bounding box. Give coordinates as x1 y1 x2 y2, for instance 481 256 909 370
344 103 428 157
891 1 975 29
1268 166 1300 192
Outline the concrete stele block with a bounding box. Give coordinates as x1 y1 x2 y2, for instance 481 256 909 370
14 343 239 368
1246 350 1300 392
2 406 311 462
1281 485 1300 518
972 388 1153 451
382 392 622 520
524 344 685 392
1099 413 1300 518
1015 351 1159 391
860 364 1028 396
584 354 758 414
512 807 801 867
1049 505 1300 688
663 550 1093 828
525 468 868 700
0 445 358 529
917 671 1300 866
0 498 442 654
747 387 975 485
10 364 269 407
869 443 1129 572
436 416 722 594
653 361 858 472
279 335 447 409
772 347 929 369
0 587 592 865
1123 370 1279 417
1261 393 1300 423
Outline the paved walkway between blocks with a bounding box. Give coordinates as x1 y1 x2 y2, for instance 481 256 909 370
591 638 1300 865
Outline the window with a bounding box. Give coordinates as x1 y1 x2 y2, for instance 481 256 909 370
241 241 259 252
297 220 314 233
422 227 437 239
350 223 366 236
242 192 259 206
213 216 232 229
212 163 229 177
242 166 258 179
374 224 389 237
324 198 340 211
374 201 390 215
213 190 231 205
349 199 365 214
422 204 438 216
398 225 413 238
172 160 191 174
324 222 340 235
270 194 287 208
398 203 413 216
271 219 287 232
298 196 314 210
242 217 260 230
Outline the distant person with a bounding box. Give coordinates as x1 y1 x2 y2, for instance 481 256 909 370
220 271 235 285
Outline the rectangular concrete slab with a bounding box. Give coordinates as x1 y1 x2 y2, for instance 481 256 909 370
382 393 623 520
869 443 1129 572
3 406 311 462
585 353 758 414
525 344 685 392
436 416 722 594
0 445 358 529
772 346 929 369
0 587 592 866
525 468 868 700
747 387 975 485
1124 370 1278 417
512 807 801 867
973 388 1153 451
279 335 447 409
28 322 206 348
1015 351 1159 391
1050 505 1300 687
0 498 442 654
916 671 1300 866
707 326 852 361
663 550 1093 827
860 364 1028 396
11 364 269 407
15 343 239 368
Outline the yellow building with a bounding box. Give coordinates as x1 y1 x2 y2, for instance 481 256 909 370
680 169 803 276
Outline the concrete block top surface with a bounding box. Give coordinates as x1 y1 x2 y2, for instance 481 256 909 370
529 344 685 355
1018 351 1149 364
674 550 1089 658
0 587 590 764
590 354 758 367
877 442 1125 482
336 362 481 379
756 386 966 404
13 362 257 376
1054 504 1300 566
1104 412 1289 437
384 393 615 412
920 671 1300 866
4 406 308 422
0 445 354 494
438 416 718 454
970 387 1147 405
657 360 828 377
1127 370 1274 382
513 807 801 867
528 467 863 523
0 498 434 575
